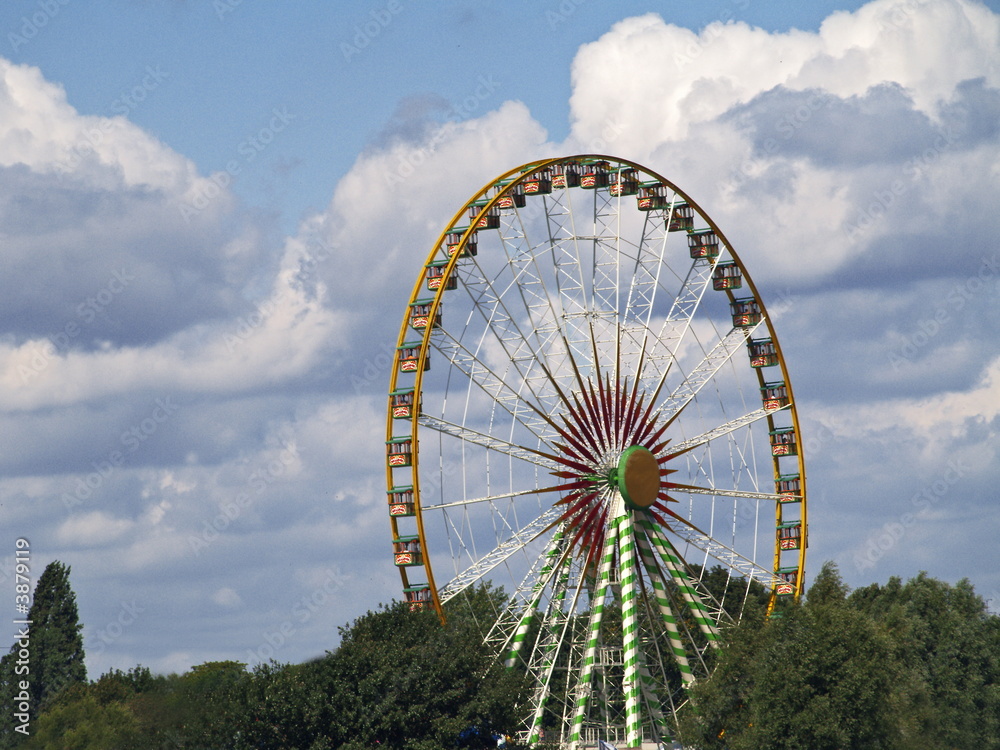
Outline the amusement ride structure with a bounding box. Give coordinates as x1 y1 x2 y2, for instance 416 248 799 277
384 156 807 748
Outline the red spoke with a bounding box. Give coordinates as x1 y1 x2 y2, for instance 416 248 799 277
570 391 606 456
552 439 593 465
542 370 686 561
621 387 646 447
595 378 613 447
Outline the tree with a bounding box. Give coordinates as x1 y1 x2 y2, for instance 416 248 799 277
8 666 169 750
66 585 525 749
20 688 142 750
310 586 528 749
678 565 1000 750
851 574 1000 749
89 666 158 707
805 561 850 607
25 562 87 709
193 660 333 750
144 661 249 747
679 563 905 749
0 561 86 748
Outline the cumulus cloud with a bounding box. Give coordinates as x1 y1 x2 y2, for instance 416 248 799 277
561 0 1000 291
283 99 551 377
564 0 999 155
0 264 344 412
0 58 268 348
2 0 999 679
0 60 189 188
211 587 243 608
725 83 940 167
56 510 134 546
817 354 1000 464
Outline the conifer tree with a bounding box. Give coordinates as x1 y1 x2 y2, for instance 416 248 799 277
0 560 87 740
29 561 87 710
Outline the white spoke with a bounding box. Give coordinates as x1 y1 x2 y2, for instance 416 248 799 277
667 519 779 588
637 257 715 393
656 323 763 420
438 507 563 603
680 486 798 502
421 487 542 511
430 326 559 440
667 405 789 456
417 413 556 470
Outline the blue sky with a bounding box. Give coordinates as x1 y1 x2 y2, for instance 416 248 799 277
1 0 998 678
4 0 901 234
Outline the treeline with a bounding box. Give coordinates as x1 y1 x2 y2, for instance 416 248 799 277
1 583 525 750
2 563 998 749
679 563 1000 749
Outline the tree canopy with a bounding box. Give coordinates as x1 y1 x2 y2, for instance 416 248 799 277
678 563 1000 750
0 561 86 749
8 585 526 750
4 566 998 749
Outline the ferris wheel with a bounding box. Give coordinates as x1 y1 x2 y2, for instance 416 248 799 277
384 156 807 748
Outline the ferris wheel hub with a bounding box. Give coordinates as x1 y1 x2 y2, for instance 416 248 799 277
616 445 660 510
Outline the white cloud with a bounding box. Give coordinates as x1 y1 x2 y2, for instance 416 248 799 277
800 351 998 572
0 59 196 191
560 0 1000 288
212 587 243 608
3 0 999 681
807 0 1000 112
158 472 194 495
817 354 1000 464
141 498 174 528
0 57 274 352
303 100 550 306
567 13 817 148
56 510 134 546
567 0 1000 153
0 267 344 410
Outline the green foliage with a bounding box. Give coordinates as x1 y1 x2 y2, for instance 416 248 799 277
11 583 525 749
0 561 87 749
11 567 998 749
679 564 1000 750
90 666 159 706
24 562 87 709
21 690 142 750
681 601 902 748
6 665 187 750
311 587 527 749
698 564 771 621
175 584 525 749
156 661 250 745
850 573 1000 749
805 561 850 606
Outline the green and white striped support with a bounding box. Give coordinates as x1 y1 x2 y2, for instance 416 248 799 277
506 531 565 669
527 553 573 745
567 518 620 750
640 517 721 646
619 510 644 748
634 529 695 685
638 662 673 743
